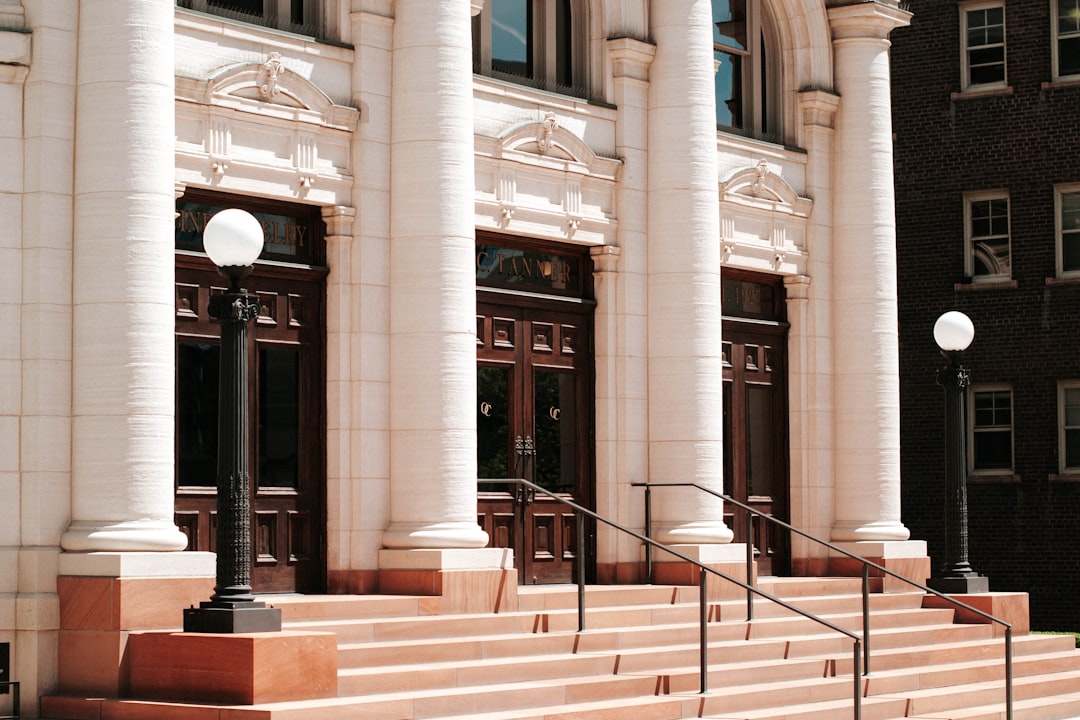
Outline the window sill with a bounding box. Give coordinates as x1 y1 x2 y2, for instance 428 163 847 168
1042 78 1080 90
951 85 1013 100
968 473 1020 484
954 279 1018 291
1045 275 1080 285
1050 473 1080 482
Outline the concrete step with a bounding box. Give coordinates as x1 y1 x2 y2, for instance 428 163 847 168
39 581 1080 720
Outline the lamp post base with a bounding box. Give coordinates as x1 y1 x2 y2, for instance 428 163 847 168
183 601 282 633
928 575 989 594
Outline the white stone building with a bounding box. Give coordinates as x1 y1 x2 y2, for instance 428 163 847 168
0 0 923 710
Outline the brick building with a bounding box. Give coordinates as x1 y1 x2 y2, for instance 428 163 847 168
892 0 1080 630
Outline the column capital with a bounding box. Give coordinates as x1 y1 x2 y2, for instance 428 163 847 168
321 204 356 237
798 89 841 130
783 274 812 300
606 36 656 83
827 1 912 41
590 244 621 274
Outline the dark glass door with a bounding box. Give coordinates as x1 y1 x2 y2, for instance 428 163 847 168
476 301 593 584
722 324 789 576
175 257 325 593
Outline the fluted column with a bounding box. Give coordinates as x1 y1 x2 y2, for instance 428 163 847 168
646 0 731 545
381 0 488 550
828 1 912 543
62 0 186 552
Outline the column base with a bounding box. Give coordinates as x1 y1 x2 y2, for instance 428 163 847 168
647 544 753 601
828 540 930 593
60 521 189 553
57 552 215 696
379 548 518 613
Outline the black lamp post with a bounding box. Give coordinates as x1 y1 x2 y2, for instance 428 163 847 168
184 209 282 633
928 310 989 594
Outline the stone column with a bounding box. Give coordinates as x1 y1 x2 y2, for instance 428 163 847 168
62 0 186 552
381 0 488 551
828 2 912 544
646 0 732 545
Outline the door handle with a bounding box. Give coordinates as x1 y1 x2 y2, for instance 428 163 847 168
511 435 536 505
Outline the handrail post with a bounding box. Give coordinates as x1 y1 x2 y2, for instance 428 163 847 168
746 511 754 621
1005 626 1013 720
643 486 653 583
699 566 708 694
853 639 863 720
577 510 586 633
862 565 871 676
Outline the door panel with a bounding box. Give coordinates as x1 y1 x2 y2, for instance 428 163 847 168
175 258 325 593
477 301 591 584
722 326 788 576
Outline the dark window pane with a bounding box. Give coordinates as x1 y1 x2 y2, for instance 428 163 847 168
746 385 774 497
209 0 263 14
492 0 532 78
1060 0 1080 32
722 382 733 497
1067 428 1080 468
715 51 743 128
973 430 1012 470
177 342 219 488
258 347 300 489
555 0 573 87
534 371 576 492
969 61 1006 85
1063 37 1080 76
478 366 511 479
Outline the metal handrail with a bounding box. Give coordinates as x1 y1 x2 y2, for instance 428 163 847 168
633 481 1013 720
478 478 865 720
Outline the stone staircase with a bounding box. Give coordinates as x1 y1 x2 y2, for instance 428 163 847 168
41 579 1080 720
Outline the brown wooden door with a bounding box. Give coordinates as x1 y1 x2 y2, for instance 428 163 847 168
722 324 789 576
175 256 326 593
476 300 593 584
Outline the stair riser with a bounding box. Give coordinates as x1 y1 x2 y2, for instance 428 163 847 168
339 654 617 695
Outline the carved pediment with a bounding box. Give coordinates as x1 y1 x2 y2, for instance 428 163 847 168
177 52 359 131
495 112 617 177
719 159 812 217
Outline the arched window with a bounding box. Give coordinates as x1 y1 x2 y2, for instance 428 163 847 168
473 0 587 97
713 0 781 142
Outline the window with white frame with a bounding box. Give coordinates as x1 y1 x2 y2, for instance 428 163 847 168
1056 187 1080 276
1054 0 1080 79
961 2 1007 89
472 0 587 97
969 386 1014 474
712 0 782 142
178 0 326 39
1058 382 1080 473
964 192 1011 282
